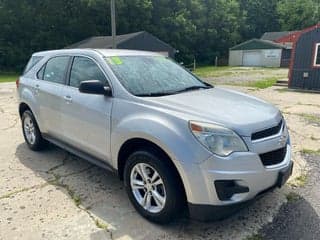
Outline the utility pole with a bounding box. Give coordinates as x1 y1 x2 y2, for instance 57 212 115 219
111 0 116 49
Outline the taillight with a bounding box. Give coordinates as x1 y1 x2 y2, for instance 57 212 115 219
16 78 19 88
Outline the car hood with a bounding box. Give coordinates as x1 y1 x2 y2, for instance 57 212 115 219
144 87 281 136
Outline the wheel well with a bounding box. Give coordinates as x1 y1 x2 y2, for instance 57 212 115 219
117 138 187 201
19 103 31 118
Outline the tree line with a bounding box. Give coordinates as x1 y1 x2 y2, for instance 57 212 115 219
0 0 319 71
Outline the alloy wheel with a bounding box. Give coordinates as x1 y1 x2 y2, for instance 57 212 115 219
130 163 166 213
23 115 36 145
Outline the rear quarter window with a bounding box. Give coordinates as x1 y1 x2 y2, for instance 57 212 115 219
23 56 44 74
37 65 45 80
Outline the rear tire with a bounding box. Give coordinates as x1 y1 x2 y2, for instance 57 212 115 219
22 110 47 151
124 148 184 224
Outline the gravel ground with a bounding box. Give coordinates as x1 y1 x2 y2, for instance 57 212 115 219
0 82 319 240
260 154 320 240
202 68 288 85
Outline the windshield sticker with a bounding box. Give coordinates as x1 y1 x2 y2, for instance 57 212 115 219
109 56 123 65
154 56 166 61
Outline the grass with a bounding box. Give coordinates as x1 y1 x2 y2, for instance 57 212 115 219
220 77 278 89
292 174 308 187
298 113 320 125
283 112 320 126
193 66 234 78
73 195 82 206
193 66 286 79
194 66 286 89
244 234 263 240
0 72 19 83
245 77 278 89
48 173 82 207
286 192 301 202
301 148 320 155
0 184 48 200
95 219 108 229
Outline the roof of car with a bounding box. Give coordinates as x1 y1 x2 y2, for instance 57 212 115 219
33 48 160 57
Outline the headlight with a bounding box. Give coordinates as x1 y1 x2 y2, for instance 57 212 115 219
189 121 248 157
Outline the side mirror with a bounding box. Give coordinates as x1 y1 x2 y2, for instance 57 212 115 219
79 80 112 96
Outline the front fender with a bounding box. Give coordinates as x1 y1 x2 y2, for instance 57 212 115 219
110 113 212 204
110 114 211 168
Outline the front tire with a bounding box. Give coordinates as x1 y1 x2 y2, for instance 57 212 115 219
124 149 184 223
22 110 46 151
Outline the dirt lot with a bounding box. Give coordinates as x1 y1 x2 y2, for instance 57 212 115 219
0 82 320 240
194 67 288 85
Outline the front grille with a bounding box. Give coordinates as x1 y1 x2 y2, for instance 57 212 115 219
252 119 283 141
259 146 287 166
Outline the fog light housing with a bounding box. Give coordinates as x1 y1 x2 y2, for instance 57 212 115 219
214 180 249 201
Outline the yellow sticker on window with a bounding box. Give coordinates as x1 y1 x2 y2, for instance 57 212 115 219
110 56 123 65
155 56 166 61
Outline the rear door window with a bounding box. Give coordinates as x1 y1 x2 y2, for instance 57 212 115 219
69 56 107 88
43 56 70 84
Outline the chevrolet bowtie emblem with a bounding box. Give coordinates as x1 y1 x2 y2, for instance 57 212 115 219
278 134 287 146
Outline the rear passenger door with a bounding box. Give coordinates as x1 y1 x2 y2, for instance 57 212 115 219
36 56 71 139
60 56 113 162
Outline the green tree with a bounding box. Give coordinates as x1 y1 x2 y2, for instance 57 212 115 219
116 0 153 33
0 0 99 71
239 0 281 39
2 0 319 71
191 0 244 63
277 0 318 30
147 0 197 63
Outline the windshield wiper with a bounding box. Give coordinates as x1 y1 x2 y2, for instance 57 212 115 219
174 85 212 93
135 85 213 97
135 91 175 97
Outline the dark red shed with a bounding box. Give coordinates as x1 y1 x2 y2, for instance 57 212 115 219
261 30 301 67
289 23 320 91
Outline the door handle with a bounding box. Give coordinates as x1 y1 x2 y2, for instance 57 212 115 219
34 84 40 94
64 96 72 104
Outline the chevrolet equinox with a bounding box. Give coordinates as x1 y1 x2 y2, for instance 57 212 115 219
17 49 293 223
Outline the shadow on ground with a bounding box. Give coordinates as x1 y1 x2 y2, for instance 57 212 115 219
15 142 291 240
260 196 320 240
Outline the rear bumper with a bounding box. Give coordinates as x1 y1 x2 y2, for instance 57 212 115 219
188 160 294 221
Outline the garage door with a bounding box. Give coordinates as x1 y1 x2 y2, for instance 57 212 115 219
243 51 262 66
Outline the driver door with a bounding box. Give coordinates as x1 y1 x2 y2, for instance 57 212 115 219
60 56 113 162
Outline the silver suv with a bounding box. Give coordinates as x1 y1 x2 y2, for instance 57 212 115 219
18 49 293 223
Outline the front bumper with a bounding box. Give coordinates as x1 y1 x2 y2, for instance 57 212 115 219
173 140 292 220
188 160 293 221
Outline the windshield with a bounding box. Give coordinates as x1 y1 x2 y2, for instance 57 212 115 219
105 56 212 96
